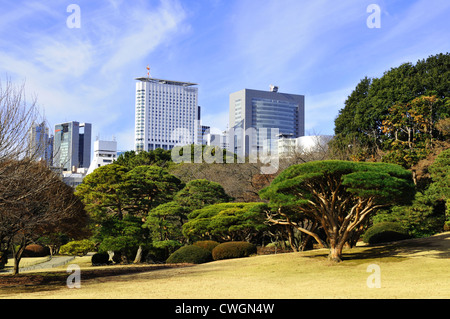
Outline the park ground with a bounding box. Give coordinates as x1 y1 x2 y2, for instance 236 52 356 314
1 232 449 299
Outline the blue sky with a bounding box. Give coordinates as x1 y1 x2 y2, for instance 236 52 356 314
1 0 449 151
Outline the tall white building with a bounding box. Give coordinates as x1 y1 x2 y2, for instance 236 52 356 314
134 77 199 152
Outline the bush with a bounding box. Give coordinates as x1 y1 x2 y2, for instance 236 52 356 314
22 244 50 257
91 252 110 265
212 241 257 261
363 222 411 244
193 240 220 252
59 239 95 256
166 245 212 264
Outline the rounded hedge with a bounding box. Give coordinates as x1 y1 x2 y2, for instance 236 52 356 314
193 240 220 252
363 222 411 245
22 244 50 257
91 252 110 266
59 239 95 256
166 245 212 264
212 241 257 261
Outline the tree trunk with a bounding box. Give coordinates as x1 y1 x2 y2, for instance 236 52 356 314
286 227 298 252
12 238 26 275
328 243 344 262
134 245 143 264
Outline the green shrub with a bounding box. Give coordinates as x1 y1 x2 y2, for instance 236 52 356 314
212 241 257 261
166 245 212 264
193 240 220 252
22 244 50 257
363 222 411 244
91 252 110 265
59 239 95 256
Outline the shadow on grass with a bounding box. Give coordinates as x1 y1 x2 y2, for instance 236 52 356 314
302 232 450 264
341 245 405 264
0 264 193 295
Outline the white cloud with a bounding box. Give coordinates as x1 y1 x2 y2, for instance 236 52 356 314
99 1 186 74
34 38 94 78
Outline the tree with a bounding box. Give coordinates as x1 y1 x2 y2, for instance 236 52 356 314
174 179 233 210
143 202 188 258
123 165 184 216
0 160 89 274
123 165 184 262
182 202 267 243
0 80 41 162
115 149 173 169
259 160 415 262
75 163 129 221
76 164 184 263
380 96 448 167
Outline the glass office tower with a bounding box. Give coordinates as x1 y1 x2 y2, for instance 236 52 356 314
27 121 53 165
53 121 91 171
229 86 305 156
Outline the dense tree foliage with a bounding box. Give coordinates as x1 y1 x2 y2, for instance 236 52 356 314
373 148 449 236
182 202 267 243
115 149 173 169
331 53 450 166
174 179 233 210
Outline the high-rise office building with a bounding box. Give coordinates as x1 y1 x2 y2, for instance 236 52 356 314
53 121 92 171
134 77 199 152
27 121 53 165
229 86 305 156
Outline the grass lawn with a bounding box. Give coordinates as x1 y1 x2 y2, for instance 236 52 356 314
1 232 449 299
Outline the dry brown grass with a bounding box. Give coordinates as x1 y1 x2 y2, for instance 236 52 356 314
1 232 449 299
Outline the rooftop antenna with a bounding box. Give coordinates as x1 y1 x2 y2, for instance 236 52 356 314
146 65 150 78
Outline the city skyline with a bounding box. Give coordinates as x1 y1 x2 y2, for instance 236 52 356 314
0 0 448 151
